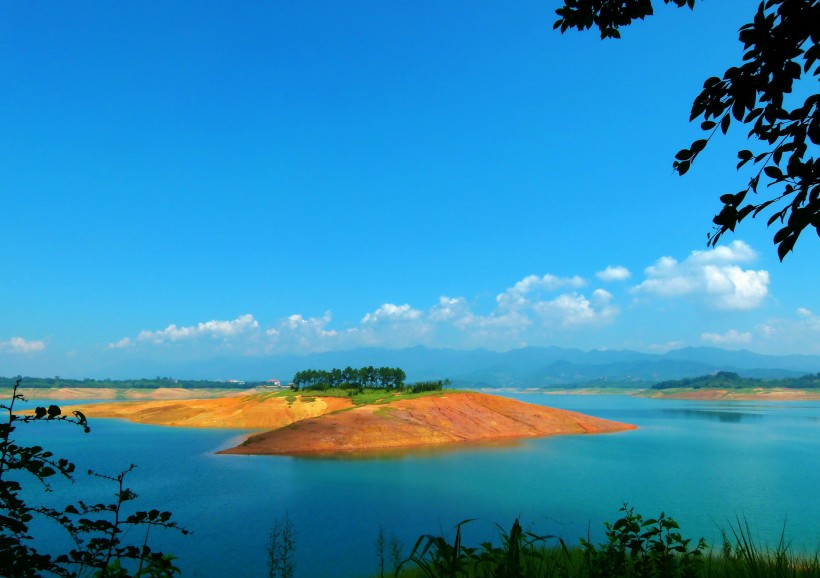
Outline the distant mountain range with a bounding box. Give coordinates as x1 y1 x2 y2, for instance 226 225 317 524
100 346 820 388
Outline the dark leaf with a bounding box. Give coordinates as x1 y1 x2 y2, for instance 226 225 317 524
690 139 707 154
720 114 731 134
777 233 797 260
738 205 755 220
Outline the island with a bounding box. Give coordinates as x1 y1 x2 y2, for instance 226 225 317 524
60 390 636 456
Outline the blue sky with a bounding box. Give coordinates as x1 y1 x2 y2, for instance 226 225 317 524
1 1 818 377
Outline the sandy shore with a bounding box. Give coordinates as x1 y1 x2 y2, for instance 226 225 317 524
60 391 636 456
60 393 352 429
638 388 820 401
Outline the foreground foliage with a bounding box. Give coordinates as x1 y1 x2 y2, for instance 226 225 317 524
555 0 820 259
0 379 186 577
395 505 820 578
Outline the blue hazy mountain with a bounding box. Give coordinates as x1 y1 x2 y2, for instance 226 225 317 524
100 346 820 387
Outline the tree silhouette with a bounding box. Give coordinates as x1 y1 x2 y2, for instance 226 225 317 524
0 379 186 577
555 0 819 260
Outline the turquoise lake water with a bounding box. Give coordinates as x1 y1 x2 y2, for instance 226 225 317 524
13 393 820 577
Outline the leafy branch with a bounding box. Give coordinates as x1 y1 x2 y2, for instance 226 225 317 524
1 378 187 577
555 0 819 259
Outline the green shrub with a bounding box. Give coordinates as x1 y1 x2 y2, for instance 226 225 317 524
580 505 705 578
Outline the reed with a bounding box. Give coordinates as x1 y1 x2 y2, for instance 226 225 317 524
386 506 820 578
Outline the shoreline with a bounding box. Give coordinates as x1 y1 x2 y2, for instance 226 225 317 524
636 388 820 401
4 387 262 401
11 386 820 402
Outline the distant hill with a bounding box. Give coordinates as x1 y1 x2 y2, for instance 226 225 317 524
650 371 820 391
93 346 820 389
0 376 263 390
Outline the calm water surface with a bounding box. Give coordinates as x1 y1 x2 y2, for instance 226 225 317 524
14 393 820 577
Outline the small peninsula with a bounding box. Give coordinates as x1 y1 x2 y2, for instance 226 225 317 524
639 371 820 400
63 391 636 456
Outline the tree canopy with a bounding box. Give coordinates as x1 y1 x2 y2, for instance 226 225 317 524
555 0 819 260
291 366 407 391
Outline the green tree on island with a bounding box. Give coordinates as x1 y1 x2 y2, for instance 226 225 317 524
292 366 409 391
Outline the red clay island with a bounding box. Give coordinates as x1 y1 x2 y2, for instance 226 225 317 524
67 391 636 456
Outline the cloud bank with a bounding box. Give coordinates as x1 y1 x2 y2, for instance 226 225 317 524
99 241 791 357
107 273 618 355
136 314 260 344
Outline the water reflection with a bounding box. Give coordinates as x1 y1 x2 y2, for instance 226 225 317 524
660 408 763 423
293 437 524 461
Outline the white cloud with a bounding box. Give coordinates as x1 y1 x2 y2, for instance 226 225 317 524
632 241 769 310
688 240 757 265
637 256 697 297
453 309 531 332
106 337 132 349
136 314 260 344
592 288 613 303
273 312 337 336
596 265 631 282
533 292 618 327
756 308 820 354
1 337 46 353
703 265 769 309
648 341 684 352
701 329 752 346
264 312 344 352
429 296 470 322
361 303 422 324
496 274 586 310
533 294 596 326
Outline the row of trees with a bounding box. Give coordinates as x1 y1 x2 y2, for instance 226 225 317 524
291 366 407 391
408 380 450 394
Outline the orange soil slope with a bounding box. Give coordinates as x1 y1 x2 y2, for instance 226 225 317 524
220 392 636 456
67 394 353 429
